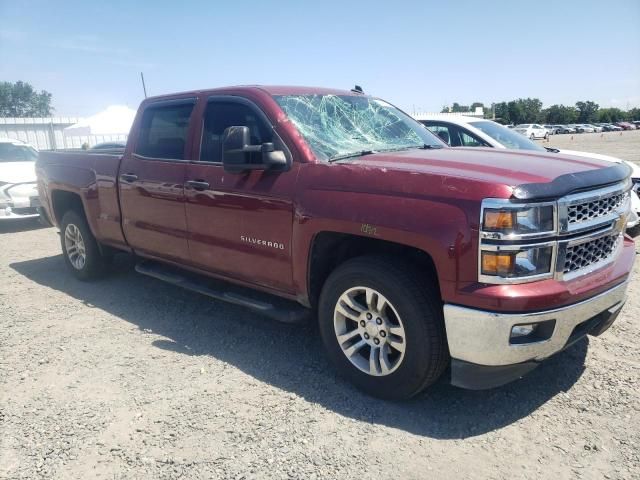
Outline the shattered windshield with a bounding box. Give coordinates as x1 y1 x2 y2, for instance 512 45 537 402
273 94 443 161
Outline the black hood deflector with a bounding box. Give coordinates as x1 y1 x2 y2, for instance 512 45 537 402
512 163 631 200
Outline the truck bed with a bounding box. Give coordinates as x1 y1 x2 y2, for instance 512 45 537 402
36 150 127 248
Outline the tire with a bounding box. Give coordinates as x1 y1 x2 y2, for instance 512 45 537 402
60 210 107 280
530 133 535 140
544 133 549 139
318 256 448 400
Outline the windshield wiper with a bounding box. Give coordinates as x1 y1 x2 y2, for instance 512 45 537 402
416 144 444 149
328 150 375 162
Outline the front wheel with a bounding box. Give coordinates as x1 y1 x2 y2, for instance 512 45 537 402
318 256 448 400
60 210 107 280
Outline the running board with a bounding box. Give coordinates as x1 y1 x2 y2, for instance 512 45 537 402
135 261 310 324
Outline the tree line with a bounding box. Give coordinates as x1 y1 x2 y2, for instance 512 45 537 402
0 81 53 117
442 99 640 125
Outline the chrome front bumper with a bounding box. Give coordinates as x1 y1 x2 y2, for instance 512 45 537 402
0 182 40 220
443 281 629 367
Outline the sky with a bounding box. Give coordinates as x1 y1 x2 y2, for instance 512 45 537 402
0 0 639 117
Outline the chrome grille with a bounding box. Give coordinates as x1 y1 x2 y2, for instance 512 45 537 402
567 191 626 224
563 234 619 274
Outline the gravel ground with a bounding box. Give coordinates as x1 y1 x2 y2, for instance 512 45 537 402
539 129 640 164
1 193 639 477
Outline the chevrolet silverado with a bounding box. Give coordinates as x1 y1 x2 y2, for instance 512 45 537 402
37 86 635 399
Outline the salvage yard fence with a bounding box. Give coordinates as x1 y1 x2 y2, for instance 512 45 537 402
0 117 128 150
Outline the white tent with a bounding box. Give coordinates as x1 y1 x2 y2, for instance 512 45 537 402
63 105 136 148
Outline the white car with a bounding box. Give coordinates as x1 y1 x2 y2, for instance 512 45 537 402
513 123 549 139
416 116 640 229
575 124 596 133
0 138 41 221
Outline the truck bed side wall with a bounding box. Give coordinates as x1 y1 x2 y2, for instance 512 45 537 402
36 151 128 249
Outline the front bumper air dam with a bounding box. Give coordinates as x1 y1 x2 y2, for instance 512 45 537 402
444 281 629 390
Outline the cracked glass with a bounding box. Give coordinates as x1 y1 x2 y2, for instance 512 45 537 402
273 94 443 162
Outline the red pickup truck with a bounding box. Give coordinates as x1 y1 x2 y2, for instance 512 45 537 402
37 86 635 399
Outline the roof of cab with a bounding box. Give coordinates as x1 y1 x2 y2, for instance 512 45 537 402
143 85 362 103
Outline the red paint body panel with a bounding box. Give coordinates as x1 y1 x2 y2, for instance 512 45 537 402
36 85 634 315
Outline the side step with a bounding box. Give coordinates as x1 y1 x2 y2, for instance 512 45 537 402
135 261 310 324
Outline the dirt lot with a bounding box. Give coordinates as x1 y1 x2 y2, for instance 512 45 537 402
2 142 640 478
540 128 640 164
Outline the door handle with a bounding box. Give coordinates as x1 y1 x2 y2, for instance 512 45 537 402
120 173 138 183
186 180 210 191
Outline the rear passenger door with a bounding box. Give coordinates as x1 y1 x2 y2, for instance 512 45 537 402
118 99 196 263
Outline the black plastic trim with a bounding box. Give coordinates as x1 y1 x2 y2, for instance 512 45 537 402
450 359 539 390
512 163 631 200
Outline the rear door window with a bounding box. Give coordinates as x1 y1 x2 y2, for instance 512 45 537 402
456 129 485 147
135 101 195 160
422 122 452 145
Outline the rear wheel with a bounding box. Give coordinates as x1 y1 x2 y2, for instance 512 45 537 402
318 256 448 400
60 210 107 280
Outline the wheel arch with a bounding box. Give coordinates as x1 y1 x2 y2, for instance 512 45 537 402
50 189 87 225
306 232 441 309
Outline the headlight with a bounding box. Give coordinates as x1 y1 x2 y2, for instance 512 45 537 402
0 183 9 201
479 200 557 284
480 244 554 279
482 204 555 237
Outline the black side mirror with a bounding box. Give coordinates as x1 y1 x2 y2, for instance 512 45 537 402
222 126 287 173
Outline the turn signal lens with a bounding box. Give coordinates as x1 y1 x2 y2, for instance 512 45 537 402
481 252 515 276
483 210 515 230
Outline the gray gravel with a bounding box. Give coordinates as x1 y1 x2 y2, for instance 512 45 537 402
1 219 639 480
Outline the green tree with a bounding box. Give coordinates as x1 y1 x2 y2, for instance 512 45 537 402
507 100 525 124
496 98 543 124
575 101 599 123
493 102 510 124
0 81 53 117
451 102 470 113
627 107 640 121
597 108 626 123
543 104 578 124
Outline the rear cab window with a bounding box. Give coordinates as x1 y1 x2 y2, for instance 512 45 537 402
135 100 195 160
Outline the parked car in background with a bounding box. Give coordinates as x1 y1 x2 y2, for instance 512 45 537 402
602 124 623 132
543 125 559 134
417 116 640 229
0 138 41 221
586 124 603 133
615 122 635 130
513 123 549 139
557 125 576 134
632 121 640 129
574 124 595 133
89 141 127 151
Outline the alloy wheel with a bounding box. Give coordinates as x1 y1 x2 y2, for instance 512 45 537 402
333 286 406 376
64 223 86 270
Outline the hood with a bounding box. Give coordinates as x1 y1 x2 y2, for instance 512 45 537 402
350 147 613 187
557 149 640 179
0 161 37 184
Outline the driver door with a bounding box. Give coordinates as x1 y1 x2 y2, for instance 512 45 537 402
184 97 298 292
